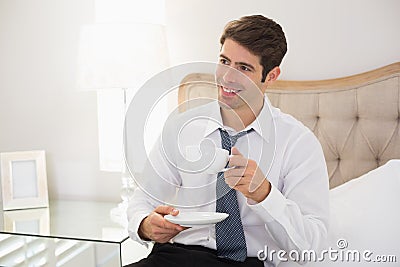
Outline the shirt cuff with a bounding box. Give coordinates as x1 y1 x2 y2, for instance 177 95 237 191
127 212 153 247
247 184 286 223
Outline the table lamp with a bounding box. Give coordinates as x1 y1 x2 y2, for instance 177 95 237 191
77 22 169 224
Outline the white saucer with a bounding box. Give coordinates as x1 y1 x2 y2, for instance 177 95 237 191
164 212 229 227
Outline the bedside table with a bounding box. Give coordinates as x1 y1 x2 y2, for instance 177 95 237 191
0 200 150 266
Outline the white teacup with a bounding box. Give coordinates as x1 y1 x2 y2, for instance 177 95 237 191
184 146 229 174
205 148 229 174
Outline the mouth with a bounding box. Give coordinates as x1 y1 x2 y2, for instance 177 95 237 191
219 85 242 97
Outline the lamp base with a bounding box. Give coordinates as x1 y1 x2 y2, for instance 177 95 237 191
110 200 129 228
110 171 136 227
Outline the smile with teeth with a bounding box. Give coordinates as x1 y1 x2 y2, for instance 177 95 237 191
221 86 241 94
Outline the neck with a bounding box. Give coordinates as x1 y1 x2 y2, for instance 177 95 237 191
221 100 264 131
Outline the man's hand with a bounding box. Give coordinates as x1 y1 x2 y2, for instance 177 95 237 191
138 205 187 243
224 147 271 203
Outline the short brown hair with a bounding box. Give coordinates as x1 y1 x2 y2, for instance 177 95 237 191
220 15 287 82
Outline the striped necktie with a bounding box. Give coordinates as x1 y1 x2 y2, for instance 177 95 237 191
216 128 254 261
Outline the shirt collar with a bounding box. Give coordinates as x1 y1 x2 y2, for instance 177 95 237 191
203 101 223 137
202 95 274 143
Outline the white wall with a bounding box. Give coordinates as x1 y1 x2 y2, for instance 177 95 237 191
0 0 399 201
166 0 400 80
0 0 121 202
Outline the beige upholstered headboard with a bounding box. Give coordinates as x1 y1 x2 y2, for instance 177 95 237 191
178 62 400 188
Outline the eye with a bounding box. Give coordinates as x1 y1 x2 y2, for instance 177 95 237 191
219 58 230 65
239 65 251 72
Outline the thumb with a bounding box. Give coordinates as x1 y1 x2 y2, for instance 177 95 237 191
231 147 242 156
154 205 179 216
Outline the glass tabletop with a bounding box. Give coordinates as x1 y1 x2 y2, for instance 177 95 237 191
0 200 129 244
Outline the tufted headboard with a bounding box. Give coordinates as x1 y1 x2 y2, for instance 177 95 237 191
178 62 400 188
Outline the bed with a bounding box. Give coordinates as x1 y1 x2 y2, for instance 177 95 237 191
178 62 400 266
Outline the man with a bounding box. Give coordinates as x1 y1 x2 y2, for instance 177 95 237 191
126 15 329 267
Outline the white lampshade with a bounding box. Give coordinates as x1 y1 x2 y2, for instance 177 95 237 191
76 22 169 173
77 22 169 91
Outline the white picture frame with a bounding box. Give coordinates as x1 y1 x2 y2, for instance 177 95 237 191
0 150 49 210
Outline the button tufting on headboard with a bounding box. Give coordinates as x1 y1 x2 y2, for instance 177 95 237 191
265 64 400 188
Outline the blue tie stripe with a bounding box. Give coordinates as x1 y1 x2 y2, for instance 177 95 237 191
216 128 253 262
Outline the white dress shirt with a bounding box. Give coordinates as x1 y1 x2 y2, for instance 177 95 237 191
127 96 329 267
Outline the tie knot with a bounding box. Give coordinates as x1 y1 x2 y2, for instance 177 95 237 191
219 128 254 151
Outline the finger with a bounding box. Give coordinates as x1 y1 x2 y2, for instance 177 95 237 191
225 176 243 187
150 213 184 231
160 218 185 231
228 155 248 167
232 184 250 196
231 147 243 156
154 205 179 216
224 167 246 178
153 225 182 235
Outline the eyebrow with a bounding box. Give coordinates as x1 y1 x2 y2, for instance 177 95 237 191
219 54 256 71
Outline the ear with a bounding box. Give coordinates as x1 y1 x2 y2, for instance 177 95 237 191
260 66 281 93
266 66 281 83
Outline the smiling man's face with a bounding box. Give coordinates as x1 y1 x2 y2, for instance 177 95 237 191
216 38 268 114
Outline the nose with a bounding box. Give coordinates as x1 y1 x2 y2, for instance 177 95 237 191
222 66 238 84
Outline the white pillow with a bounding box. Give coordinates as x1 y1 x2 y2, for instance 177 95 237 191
324 159 400 266
280 160 400 266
